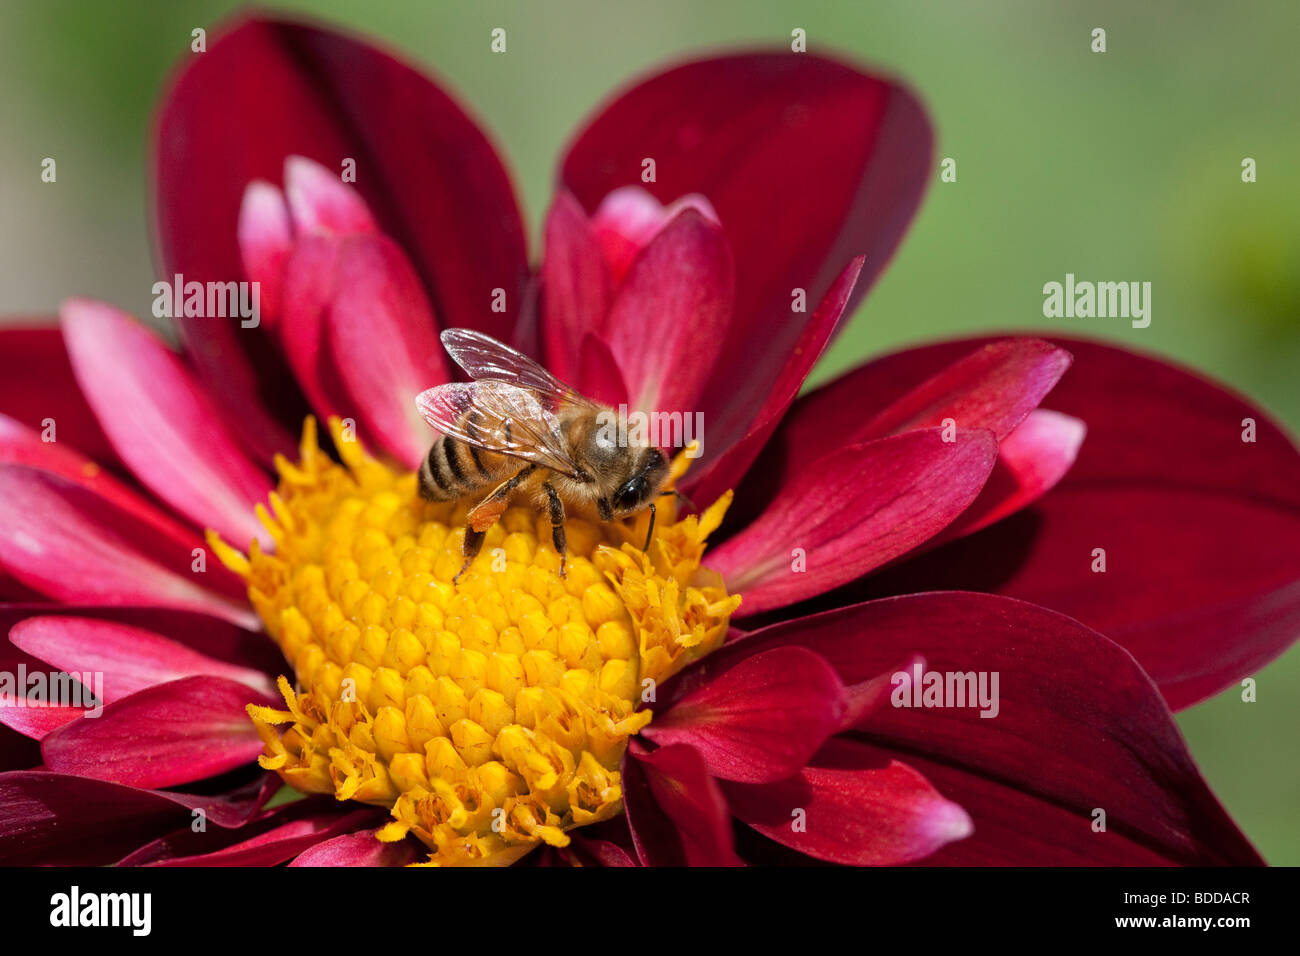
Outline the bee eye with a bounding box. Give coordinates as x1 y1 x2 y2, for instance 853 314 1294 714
613 477 646 511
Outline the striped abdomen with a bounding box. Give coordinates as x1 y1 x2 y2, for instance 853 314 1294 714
418 435 500 501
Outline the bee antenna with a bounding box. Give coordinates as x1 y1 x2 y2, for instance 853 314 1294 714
661 488 696 513
643 502 656 552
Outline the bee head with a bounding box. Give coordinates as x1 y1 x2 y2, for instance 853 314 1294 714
610 447 668 516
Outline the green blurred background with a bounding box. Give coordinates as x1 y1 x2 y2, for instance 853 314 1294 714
1 0 1296 862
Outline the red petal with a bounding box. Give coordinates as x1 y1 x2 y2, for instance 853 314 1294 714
10 616 276 705
41 676 271 789
291 826 420 867
734 593 1264 864
0 465 255 627
605 209 734 415
684 256 862 505
854 336 1300 708
155 16 527 454
723 739 972 865
710 428 998 616
60 299 273 548
749 339 1073 514
561 53 931 447
622 741 740 866
643 647 846 783
325 236 448 467
539 192 612 384
0 326 118 466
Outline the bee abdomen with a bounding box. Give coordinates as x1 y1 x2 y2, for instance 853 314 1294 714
418 435 491 502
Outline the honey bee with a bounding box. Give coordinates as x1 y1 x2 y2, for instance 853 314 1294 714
415 329 671 581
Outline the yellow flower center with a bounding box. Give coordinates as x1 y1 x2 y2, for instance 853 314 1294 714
210 418 738 866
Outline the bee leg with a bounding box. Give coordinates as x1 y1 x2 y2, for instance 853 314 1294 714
454 528 486 584
543 481 567 578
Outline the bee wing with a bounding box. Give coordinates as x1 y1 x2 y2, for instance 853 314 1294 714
415 380 586 479
440 328 602 414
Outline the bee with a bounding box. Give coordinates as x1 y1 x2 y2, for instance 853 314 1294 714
415 328 672 582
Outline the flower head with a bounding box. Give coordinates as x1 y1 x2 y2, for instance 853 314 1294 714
1 14 1296 867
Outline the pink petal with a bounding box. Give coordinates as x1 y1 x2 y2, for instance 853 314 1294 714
723 739 972 865
60 299 273 548
683 256 863 505
41 675 272 789
590 186 720 284
291 826 420 867
642 647 847 783
0 413 221 564
711 427 998 616
10 616 276 704
936 408 1086 540
0 326 118 467
154 16 527 456
731 593 1264 864
605 209 734 415
283 154 377 236
561 53 931 454
0 465 255 627
622 741 740 866
236 180 293 328
539 192 612 383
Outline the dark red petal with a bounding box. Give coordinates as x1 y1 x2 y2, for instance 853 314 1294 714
41 675 273 789
733 593 1264 865
605 209 734 415
622 741 740 866
843 335 1300 709
561 52 931 444
539 192 613 384
154 15 527 453
135 807 383 867
290 827 420 867
643 646 846 783
0 770 274 865
684 256 862 505
710 428 998 616
723 739 972 865
0 326 117 466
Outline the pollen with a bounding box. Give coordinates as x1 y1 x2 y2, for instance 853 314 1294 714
211 418 738 866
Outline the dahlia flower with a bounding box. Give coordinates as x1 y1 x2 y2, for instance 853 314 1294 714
0 15 1296 867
